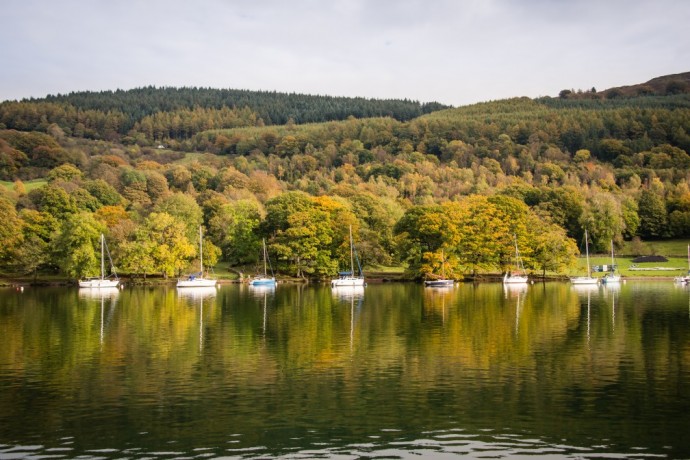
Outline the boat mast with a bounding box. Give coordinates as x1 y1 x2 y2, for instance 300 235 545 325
199 226 203 275
441 249 446 279
263 239 268 276
349 225 355 276
585 230 591 277
513 235 522 274
100 234 105 280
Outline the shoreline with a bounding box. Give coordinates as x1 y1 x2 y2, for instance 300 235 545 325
1 275 683 288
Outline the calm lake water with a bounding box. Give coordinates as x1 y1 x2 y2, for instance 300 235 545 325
1 281 689 459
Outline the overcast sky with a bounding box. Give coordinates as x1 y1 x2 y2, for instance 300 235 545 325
2 0 688 107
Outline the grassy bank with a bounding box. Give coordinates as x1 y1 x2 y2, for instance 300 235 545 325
3 238 689 286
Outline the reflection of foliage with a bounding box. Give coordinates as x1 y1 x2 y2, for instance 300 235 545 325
0 283 688 457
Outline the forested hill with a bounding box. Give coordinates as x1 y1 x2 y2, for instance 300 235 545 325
1 86 449 131
2 73 690 282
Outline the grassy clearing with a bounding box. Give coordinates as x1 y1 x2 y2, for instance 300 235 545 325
1 179 47 192
618 239 690 257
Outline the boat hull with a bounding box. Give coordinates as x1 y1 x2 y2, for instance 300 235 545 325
602 274 621 284
331 277 365 287
424 279 454 287
503 274 528 284
570 276 599 285
79 279 119 288
249 277 276 286
177 278 217 288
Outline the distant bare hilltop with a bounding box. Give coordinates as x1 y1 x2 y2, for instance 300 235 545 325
559 71 690 100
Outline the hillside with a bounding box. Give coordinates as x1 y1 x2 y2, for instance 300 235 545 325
0 86 448 136
1 73 690 282
558 72 690 100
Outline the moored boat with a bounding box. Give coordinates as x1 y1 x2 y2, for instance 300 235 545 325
503 235 529 285
249 239 276 287
331 225 365 287
570 230 599 285
79 234 119 289
177 226 217 288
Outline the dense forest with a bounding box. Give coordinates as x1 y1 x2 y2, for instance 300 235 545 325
1 74 689 282
0 87 447 142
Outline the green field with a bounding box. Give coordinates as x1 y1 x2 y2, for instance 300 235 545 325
1 179 47 192
574 239 690 278
618 239 690 257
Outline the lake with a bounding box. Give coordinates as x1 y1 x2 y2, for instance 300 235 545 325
1 281 689 459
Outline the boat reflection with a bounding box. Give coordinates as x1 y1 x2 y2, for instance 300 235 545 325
78 286 120 299
176 285 218 301
423 286 454 325
571 283 600 295
502 283 527 336
79 287 119 346
248 283 276 298
331 285 365 301
176 286 216 351
503 282 528 298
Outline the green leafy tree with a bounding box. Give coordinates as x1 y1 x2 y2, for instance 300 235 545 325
621 196 640 239
119 168 150 206
262 191 314 236
533 186 585 240
145 212 196 277
579 193 625 252
12 209 57 276
84 179 124 206
153 192 203 241
394 204 449 276
531 221 578 276
0 196 23 268
118 229 156 279
213 200 263 265
52 213 105 279
637 188 668 239
27 184 77 218
272 208 335 278
47 164 83 183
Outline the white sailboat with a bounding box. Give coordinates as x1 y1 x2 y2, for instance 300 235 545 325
331 225 365 287
425 249 454 287
503 235 529 285
177 226 217 288
570 230 599 285
249 239 276 287
602 240 621 284
79 234 119 288
674 245 690 284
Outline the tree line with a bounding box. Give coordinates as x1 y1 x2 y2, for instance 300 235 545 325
0 86 448 142
1 86 690 280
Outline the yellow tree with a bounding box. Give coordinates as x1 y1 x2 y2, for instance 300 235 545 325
144 212 195 278
453 196 511 275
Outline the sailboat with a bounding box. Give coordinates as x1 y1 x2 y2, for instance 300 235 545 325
503 235 529 285
602 240 621 284
570 230 599 285
79 234 119 288
331 225 365 287
674 245 690 284
424 249 454 287
249 239 276 286
177 226 217 288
